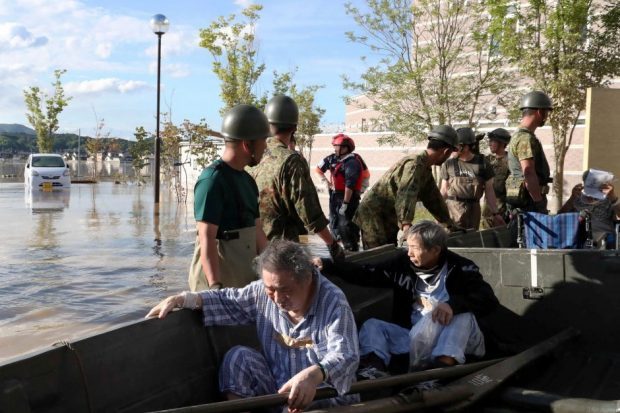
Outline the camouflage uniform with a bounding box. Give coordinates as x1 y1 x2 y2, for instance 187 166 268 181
248 138 328 241
481 153 509 228
506 128 551 212
353 151 453 249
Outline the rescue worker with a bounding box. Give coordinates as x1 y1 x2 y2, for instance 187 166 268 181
353 125 461 249
315 134 369 251
481 128 511 229
249 95 345 260
188 104 270 292
440 127 504 230
506 91 553 214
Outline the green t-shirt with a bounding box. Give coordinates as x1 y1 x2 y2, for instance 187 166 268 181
194 159 259 232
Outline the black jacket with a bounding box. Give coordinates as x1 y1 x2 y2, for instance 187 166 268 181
322 249 499 328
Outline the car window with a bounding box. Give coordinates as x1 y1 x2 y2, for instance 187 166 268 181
32 156 65 168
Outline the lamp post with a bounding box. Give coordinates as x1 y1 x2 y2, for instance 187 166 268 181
150 14 169 209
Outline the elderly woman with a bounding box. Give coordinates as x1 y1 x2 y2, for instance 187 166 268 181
559 169 620 248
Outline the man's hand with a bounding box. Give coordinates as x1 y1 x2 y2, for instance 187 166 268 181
329 241 345 262
338 202 348 216
431 302 453 326
145 294 182 319
278 365 322 413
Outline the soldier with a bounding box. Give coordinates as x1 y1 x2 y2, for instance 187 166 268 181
249 95 345 260
353 125 460 249
440 127 504 230
506 91 553 214
481 128 511 229
188 104 270 292
315 134 369 251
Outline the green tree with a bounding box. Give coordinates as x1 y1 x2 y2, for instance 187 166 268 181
199 4 266 114
488 0 620 209
23 69 72 152
344 0 512 145
272 70 325 163
130 126 152 184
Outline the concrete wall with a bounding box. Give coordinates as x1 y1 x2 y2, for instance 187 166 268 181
583 88 620 179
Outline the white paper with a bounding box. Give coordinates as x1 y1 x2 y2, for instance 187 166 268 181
583 168 614 200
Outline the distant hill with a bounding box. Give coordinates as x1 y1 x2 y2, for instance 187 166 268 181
0 124 35 135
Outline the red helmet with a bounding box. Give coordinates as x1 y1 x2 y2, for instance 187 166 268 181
332 133 355 152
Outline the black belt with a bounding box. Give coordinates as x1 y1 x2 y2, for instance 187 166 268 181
446 196 479 204
217 230 240 241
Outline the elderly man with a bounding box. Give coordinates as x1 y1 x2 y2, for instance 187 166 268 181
147 240 359 412
319 220 498 377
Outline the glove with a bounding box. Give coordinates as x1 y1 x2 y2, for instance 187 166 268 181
338 202 348 216
329 240 346 262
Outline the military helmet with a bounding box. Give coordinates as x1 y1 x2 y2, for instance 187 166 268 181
487 128 511 144
456 127 476 145
519 91 553 110
264 95 299 126
427 125 458 148
332 133 355 151
221 104 270 141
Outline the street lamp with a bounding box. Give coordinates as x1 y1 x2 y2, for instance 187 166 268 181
150 13 169 208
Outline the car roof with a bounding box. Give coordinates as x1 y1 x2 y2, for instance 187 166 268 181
30 153 63 158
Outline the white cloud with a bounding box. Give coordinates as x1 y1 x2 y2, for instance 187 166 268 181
234 0 255 8
65 78 150 95
0 23 48 50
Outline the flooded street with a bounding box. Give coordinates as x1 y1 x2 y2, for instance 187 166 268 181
0 160 329 362
0 178 196 362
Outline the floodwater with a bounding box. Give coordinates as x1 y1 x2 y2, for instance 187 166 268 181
0 159 327 363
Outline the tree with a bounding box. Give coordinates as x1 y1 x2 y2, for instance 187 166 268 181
344 0 513 145
488 0 620 209
23 69 72 152
199 4 266 114
130 126 152 185
85 114 109 179
272 70 325 163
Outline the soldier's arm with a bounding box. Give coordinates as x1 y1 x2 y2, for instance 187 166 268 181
421 174 454 225
395 160 421 228
285 156 330 233
521 159 543 202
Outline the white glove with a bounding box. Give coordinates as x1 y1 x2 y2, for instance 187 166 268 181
339 203 348 215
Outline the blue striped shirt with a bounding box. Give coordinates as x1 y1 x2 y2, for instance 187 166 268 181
198 272 359 395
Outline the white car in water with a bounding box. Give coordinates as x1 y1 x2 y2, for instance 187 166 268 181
24 153 71 190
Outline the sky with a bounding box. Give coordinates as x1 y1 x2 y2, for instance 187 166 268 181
0 0 375 139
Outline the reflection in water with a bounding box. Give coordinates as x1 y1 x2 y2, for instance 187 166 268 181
25 189 71 212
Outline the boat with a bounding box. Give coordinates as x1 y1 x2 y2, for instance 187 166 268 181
2 225 620 412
